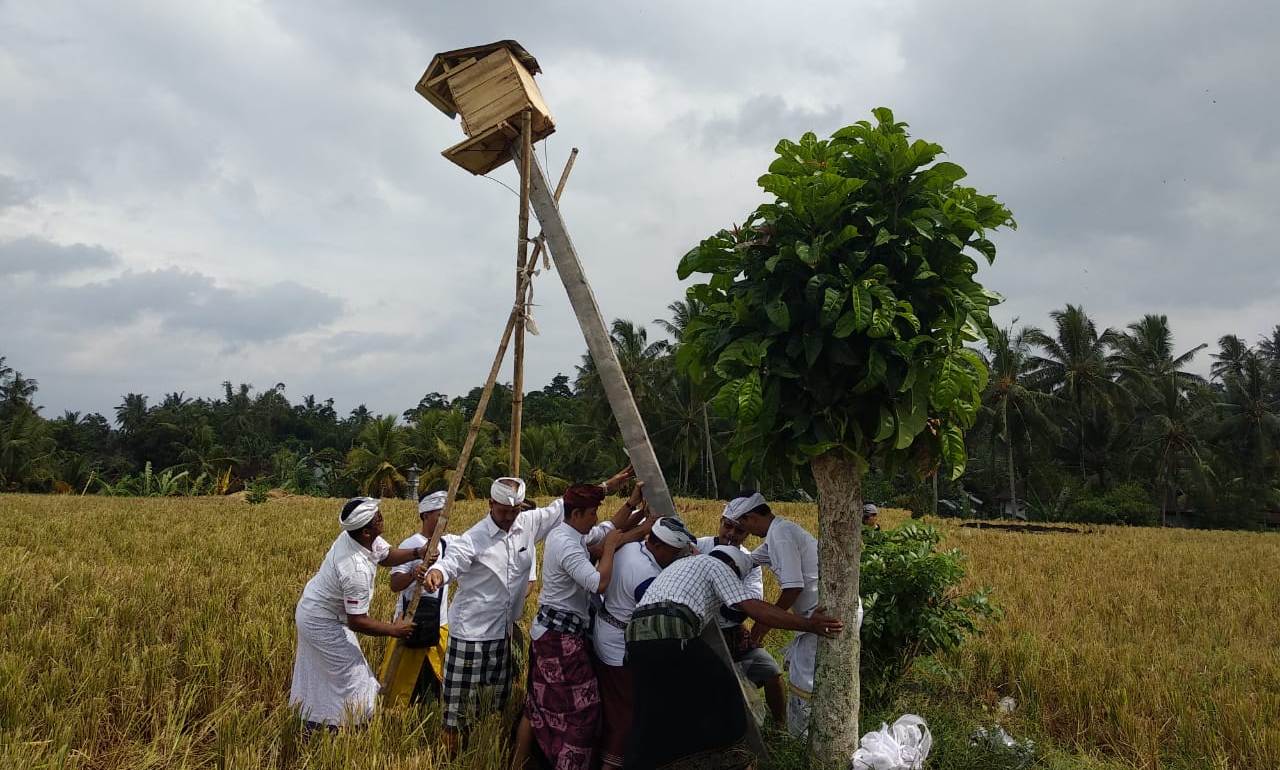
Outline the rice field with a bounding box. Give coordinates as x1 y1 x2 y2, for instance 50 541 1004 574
1 493 1277 769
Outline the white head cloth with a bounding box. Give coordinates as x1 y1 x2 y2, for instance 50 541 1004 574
711 544 754 579
862 503 879 517
490 477 527 507
339 497 379 531
418 491 448 514
651 516 695 550
723 492 766 522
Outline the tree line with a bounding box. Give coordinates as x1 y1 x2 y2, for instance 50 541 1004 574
1 310 1277 527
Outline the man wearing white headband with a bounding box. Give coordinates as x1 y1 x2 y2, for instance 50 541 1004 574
591 515 694 769
386 490 454 701
731 491 863 738
696 508 787 727
623 543 844 768
289 497 433 731
424 466 634 743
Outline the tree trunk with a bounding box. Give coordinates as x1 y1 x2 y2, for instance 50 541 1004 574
808 451 863 768
1007 436 1017 522
703 404 718 499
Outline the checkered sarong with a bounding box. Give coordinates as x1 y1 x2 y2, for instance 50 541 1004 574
441 635 512 729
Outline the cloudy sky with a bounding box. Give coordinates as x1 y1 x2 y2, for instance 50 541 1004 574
2 1 1277 418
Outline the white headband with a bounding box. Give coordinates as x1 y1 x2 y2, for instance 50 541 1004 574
418 491 448 514
340 498 379 531
723 492 766 522
651 517 695 550
711 544 754 579
490 477 527 506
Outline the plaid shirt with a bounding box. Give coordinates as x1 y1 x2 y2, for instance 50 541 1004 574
633 554 755 630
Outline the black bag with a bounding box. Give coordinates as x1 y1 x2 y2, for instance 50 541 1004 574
402 538 445 649
403 590 442 648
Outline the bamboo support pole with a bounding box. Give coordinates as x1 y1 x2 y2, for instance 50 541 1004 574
509 109 533 475
380 150 579 691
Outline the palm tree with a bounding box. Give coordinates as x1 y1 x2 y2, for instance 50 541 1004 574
575 319 671 434
0 406 55 491
519 423 571 495
1211 335 1251 382
345 415 409 497
114 393 150 435
1216 353 1280 489
983 323 1058 518
1026 305 1126 480
1257 325 1280 363
1138 376 1216 525
1113 314 1206 393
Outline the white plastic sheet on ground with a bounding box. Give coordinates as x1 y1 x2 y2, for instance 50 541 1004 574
850 714 932 770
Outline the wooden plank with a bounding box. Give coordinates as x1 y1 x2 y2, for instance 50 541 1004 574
521 150 767 761
457 74 527 131
424 56 477 89
447 49 516 98
521 151 677 520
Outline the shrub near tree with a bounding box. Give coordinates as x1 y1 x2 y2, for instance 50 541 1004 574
677 108 1015 765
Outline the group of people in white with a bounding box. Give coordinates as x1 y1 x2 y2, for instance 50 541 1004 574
288 468 858 769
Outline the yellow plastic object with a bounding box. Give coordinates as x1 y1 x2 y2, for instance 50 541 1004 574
379 626 450 706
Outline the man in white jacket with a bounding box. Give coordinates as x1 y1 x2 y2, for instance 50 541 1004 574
424 468 632 745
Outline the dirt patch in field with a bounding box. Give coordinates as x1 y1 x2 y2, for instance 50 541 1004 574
960 521 1084 534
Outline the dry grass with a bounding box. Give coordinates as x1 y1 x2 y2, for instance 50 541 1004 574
0 494 1276 769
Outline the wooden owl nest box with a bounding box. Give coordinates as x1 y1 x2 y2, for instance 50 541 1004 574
416 40 555 175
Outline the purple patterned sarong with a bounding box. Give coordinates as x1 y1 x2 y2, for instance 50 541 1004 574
525 630 600 769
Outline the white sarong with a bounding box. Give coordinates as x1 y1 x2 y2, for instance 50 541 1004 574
784 630 818 737
289 606 380 726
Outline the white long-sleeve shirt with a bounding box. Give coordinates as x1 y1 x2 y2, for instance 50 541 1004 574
592 540 664 666
531 520 616 637
695 535 764 628
433 498 567 641
750 516 819 617
296 533 390 623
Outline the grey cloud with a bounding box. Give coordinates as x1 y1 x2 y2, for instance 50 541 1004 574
697 95 844 149
0 174 35 209
2 0 1278 412
50 268 342 343
0 236 119 276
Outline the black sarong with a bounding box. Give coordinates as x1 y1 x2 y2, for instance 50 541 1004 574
625 635 754 769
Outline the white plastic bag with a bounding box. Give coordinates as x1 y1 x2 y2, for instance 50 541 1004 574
850 714 932 770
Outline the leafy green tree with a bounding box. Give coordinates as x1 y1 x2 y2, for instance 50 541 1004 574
1211 334 1250 382
0 405 55 491
1137 375 1215 525
1113 314 1206 389
982 323 1057 518
677 109 1013 764
1216 353 1280 503
1026 305 1126 481
345 415 409 497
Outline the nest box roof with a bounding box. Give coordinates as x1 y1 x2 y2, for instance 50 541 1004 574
418 40 541 119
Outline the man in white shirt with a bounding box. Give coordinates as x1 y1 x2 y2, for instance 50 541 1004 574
623 547 843 768
696 500 786 727
384 490 453 702
592 516 695 769
512 483 648 770
423 468 632 742
289 497 426 731
732 491 862 738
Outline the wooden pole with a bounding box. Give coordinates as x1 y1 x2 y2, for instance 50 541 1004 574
520 148 765 759
509 109 533 476
380 151 580 691
521 151 677 520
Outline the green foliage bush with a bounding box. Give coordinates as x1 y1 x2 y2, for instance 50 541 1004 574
1061 483 1158 526
860 521 998 705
